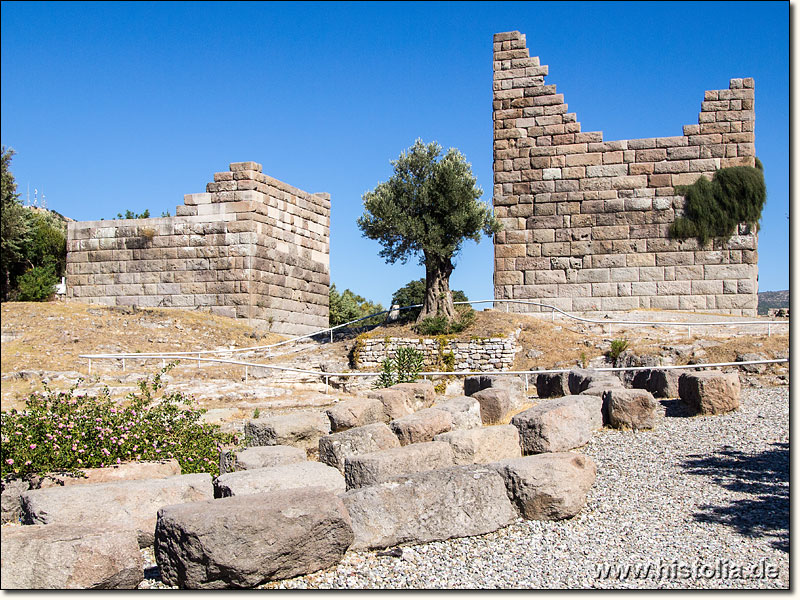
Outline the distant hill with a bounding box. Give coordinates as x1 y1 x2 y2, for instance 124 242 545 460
758 290 789 315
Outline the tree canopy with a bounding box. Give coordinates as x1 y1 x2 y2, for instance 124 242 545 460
329 283 385 327
357 140 499 322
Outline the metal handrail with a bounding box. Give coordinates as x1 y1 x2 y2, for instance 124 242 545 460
79 298 788 363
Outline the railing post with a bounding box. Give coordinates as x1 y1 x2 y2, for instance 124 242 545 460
524 373 529 392
330 329 333 344
325 375 329 395
197 353 201 369
768 323 771 337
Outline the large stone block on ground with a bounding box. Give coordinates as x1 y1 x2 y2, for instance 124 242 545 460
344 441 454 490
472 388 514 424
491 452 596 520
1 524 143 589
155 488 354 589
389 408 453 445
244 411 331 450
432 396 482 430
326 398 386 431
678 370 741 415
20 473 213 547
389 380 436 411
213 461 345 498
570 393 604 430
234 445 307 471
605 388 662 430
40 460 181 488
465 375 526 407
434 425 521 465
536 372 570 398
366 388 414 420
319 423 401 472
631 368 679 398
341 464 517 550
511 396 594 454
568 369 622 395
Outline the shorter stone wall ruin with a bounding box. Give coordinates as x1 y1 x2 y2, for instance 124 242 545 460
66 162 330 335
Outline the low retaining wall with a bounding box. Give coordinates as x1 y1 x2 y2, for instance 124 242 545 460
355 331 521 372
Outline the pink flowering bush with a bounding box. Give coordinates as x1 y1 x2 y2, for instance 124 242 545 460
1 364 236 479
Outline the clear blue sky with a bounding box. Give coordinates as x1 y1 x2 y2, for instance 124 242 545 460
1 1 789 306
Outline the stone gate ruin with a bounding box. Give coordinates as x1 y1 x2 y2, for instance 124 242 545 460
492 31 758 316
65 162 330 335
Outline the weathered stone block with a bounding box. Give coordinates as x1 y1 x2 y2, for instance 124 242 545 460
511 396 593 454
319 423 401 472
366 388 415 421
389 408 453 445
341 465 516 550
604 388 662 430
432 396 483 430
230 446 306 472
434 425 521 465
213 461 345 498
678 371 741 415
244 411 331 450
344 441 454 490
325 398 387 431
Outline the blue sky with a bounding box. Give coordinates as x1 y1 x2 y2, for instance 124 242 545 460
1 1 789 306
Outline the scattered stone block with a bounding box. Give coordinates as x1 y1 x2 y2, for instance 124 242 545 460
1 524 143 589
1 478 30 524
213 461 345 498
472 388 514 424
434 425 521 465
604 388 662 430
233 445 307 471
432 396 483 430
536 372 570 398
244 411 331 450
492 452 596 520
344 441 454 490
39 460 181 488
366 388 414 420
21 473 213 547
326 398 386 431
319 423 401 472
630 368 679 398
568 369 622 395
155 488 354 589
390 380 436 411
389 408 453 445
735 352 767 374
678 371 741 415
341 464 517 550
465 375 526 407
571 393 604 430
511 396 593 454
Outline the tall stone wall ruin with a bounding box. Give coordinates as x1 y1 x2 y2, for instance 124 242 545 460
492 31 758 316
66 162 330 335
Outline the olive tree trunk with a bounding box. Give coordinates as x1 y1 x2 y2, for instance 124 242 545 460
417 255 456 323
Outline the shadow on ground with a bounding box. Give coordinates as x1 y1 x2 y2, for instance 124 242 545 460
681 442 789 552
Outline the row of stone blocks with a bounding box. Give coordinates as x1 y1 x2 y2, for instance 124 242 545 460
1 369 741 588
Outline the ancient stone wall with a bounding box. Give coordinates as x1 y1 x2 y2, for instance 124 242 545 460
66 162 330 335
355 332 521 372
492 31 758 316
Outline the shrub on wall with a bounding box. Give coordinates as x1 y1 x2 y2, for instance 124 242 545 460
670 161 766 245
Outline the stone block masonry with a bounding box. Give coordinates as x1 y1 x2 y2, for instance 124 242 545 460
66 162 330 335
493 31 758 316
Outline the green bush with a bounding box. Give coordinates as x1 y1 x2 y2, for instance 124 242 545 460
329 283 385 327
670 163 766 245
608 339 630 361
373 346 424 388
1 365 236 479
16 265 58 301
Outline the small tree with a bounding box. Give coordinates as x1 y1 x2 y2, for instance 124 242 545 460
358 140 499 323
391 278 469 323
328 283 385 327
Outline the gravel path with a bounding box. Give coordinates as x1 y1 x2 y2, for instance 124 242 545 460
141 385 789 589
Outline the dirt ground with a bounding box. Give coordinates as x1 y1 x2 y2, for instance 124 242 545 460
0 301 789 416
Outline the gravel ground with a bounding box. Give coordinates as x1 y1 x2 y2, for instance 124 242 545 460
139 384 789 590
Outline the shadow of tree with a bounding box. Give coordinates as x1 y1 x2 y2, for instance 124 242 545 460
681 442 789 552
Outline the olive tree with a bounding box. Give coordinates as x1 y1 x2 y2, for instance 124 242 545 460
357 140 499 323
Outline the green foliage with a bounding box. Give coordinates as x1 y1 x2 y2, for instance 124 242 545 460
608 339 630 361
252 408 260 419
391 278 469 322
349 333 369 369
16 265 58 302
1 147 67 300
415 305 476 335
116 209 151 219
1 365 236 479
329 283 385 327
670 163 766 245
358 140 499 321
373 346 424 389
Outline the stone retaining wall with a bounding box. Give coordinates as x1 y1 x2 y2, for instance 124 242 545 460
356 332 521 371
66 162 330 335
492 31 758 316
